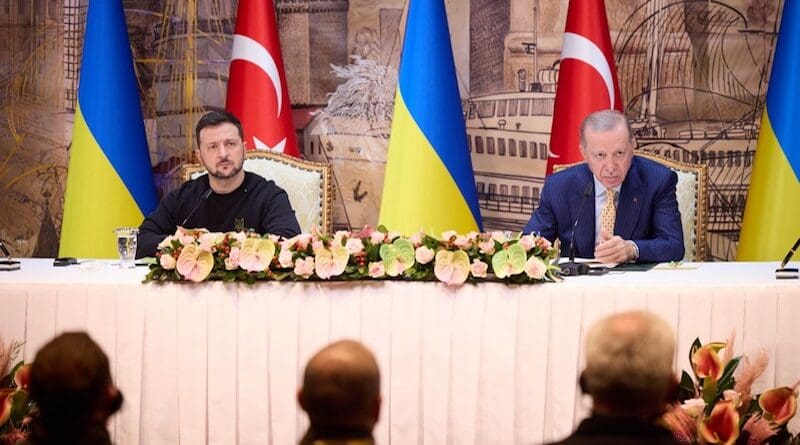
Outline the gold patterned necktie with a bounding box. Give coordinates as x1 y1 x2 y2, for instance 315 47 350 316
600 189 617 235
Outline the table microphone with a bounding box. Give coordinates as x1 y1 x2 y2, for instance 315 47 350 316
0 241 21 271
559 182 592 276
181 188 213 227
776 236 799 279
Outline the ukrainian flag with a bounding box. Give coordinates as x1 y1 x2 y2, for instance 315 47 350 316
738 2 800 261
378 0 483 235
59 1 157 258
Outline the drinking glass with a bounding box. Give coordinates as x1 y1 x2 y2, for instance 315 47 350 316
115 227 138 269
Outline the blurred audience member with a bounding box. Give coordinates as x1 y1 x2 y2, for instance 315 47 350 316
298 340 381 445
548 310 680 445
27 332 122 445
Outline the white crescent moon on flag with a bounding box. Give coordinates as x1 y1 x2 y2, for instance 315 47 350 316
231 34 282 116
560 32 616 109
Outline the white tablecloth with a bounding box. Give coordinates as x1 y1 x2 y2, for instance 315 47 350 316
1 259 799 444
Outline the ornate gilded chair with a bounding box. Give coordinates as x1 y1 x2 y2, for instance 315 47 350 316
182 151 333 234
553 152 708 261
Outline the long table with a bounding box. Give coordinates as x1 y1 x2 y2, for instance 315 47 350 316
1 259 799 444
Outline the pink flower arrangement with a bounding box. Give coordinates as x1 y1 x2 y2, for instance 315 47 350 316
145 226 560 285
664 333 800 445
1 338 32 444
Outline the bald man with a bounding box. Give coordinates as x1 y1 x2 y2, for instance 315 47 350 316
298 340 381 445
548 311 680 445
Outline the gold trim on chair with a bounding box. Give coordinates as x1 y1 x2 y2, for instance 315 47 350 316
552 152 708 260
181 151 334 234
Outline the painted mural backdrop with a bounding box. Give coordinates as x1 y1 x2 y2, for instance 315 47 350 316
0 0 783 260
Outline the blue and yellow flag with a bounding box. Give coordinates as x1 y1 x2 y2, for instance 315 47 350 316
738 2 800 261
59 1 157 258
378 0 482 235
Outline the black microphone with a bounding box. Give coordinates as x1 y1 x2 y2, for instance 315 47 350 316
776 236 800 279
181 188 212 227
559 182 593 276
0 241 21 271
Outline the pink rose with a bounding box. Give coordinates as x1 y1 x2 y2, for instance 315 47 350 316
370 231 386 244
409 232 424 247
415 246 435 264
293 257 315 278
268 234 280 243
368 261 385 278
159 253 176 270
466 231 479 241
387 231 401 241
441 230 458 241
225 247 240 270
311 240 325 254
470 259 488 278
179 234 196 245
535 236 552 251
345 237 364 254
478 240 496 255
490 231 507 243
278 249 294 268
518 235 535 251
295 234 313 251
198 232 221 252
453 235 471 249
230 231 247 244
157 235 176 250
524 256 547 280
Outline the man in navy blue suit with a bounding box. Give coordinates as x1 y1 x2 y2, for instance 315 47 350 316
524 110 684 263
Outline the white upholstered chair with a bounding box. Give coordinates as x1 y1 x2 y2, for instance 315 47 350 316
553 153 708 261
182 151 333 234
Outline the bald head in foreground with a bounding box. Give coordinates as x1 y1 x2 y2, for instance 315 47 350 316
298 340 381 445
548 310 680 445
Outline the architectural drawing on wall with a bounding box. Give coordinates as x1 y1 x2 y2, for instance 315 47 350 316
615 0 778 260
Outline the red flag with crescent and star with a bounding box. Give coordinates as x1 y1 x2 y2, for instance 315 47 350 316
226 0 300 157
546 0 622 174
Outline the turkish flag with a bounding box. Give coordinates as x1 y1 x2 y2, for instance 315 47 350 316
546 0 622 174
226 0 300 157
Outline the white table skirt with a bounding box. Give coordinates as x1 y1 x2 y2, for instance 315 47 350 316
1 259 799 444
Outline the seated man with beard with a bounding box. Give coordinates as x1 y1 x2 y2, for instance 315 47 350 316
27 332 124 445
136 110 301 257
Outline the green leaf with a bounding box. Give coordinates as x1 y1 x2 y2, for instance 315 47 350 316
689 337 702 380
702 379 718 414
677 370 697 401
9 389 29 424
716 355 742 394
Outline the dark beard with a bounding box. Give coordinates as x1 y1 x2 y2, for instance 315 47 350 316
207 161 243 179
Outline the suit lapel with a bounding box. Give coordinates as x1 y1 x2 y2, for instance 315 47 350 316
572 167 595 257
616 157 642 240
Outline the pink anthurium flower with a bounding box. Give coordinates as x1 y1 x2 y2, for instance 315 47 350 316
176 244 214 282
698 401 740 445
692 342 726 381
759 386 798 425
434 250 470 285
238 238 276 273
314 245 349 279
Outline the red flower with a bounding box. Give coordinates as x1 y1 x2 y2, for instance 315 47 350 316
0 388 13 426
698 401 740 445
692 342 726 381
758 386 798 425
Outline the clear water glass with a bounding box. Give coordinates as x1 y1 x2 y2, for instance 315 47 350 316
115 227 138 269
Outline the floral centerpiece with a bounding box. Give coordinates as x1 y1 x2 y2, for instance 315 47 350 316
1 338 32 445
144 226 560 285
664 333 799 444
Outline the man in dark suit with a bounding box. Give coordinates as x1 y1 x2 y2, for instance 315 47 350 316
298 340 381 445
548 311 680 445
524 110 684 263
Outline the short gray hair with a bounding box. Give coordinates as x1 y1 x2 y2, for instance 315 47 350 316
579 109 633 147
583 310 675 406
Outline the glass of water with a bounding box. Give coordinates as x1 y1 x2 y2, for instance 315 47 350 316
115 227 138 269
